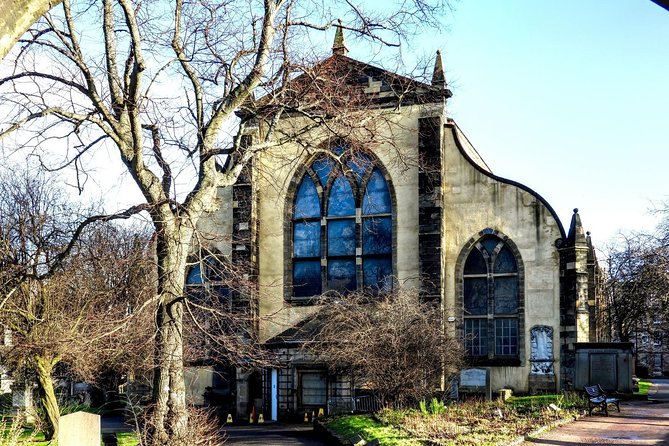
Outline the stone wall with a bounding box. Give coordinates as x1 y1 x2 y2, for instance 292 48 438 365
442 122 564 393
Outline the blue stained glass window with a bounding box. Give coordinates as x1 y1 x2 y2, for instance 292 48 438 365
494 247 517 273
464 249 486 274
481 238 500 255
327 259 356 291
494 277 518 314
362 217 392 255
462 235 521 359
294 260 322 297
312 158 333 187
347 154 372 184
327 219 356 256
363 257 393 291
294 176 321 219
294 221 320 258
327 176 355 216
362 169 391 215
464 278 487 315
292 151 393 298
186 264 204 285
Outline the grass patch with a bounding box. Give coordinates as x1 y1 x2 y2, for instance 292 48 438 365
116 431 140 446
326 394 585 446
325 414 423 446
636 379 652 396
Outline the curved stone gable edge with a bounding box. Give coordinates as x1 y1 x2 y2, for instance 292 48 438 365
444 121 567 241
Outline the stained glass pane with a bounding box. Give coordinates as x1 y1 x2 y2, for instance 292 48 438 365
495 319 518 355
494 247 517 273
494 277 518 314
481 237 500 255
327 176 356 216
327 259 356 291
294 221 321 258
205 256 224 281
347 153 373 184
464 277 487 315
363 257 393 291
186 264 204 285
362 217 392 255
362 169 391 214
293 260 322 297
294 176 321 219
312 158 333 187
464 319 488 356
327 219 355 256
464 249 486 275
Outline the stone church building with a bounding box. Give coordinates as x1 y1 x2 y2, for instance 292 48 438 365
190 29 602 421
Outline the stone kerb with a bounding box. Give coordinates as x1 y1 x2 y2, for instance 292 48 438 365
58 411 101 446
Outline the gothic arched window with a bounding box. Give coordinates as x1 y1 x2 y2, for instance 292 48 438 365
291 149 393 298
462 235 521 360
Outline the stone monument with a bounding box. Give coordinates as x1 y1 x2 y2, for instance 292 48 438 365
529 325 556 393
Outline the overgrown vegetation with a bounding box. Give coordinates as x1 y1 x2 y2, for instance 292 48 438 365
325 394 587 446
306 291 463 406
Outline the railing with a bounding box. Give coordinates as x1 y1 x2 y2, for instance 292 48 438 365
354 395 382 413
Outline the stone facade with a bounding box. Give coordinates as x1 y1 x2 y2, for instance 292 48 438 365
193 33 600 419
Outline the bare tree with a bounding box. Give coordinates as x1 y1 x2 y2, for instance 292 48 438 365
304 289 462 407
0 0 450 442
601 233 669 343
0 169 154 440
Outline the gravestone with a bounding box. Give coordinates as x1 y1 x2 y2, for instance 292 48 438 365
58 411 100 446
529 325 556 393
459 368 491 399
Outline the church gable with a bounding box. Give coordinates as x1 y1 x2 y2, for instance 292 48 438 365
194 28 602 418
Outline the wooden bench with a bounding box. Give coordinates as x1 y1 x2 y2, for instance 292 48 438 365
584 384 620 416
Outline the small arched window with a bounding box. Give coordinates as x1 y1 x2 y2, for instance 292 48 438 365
291 149 393 298
462 235 520 359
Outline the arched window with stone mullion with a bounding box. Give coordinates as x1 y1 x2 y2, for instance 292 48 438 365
463 236 520 360
290 150 393 299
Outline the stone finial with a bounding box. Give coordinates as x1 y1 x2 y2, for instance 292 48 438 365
332 19 348 56
567 208 587 245
432 50 446 87
431 50 452 98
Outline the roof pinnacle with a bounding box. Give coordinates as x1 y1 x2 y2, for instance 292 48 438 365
432 50 446 87
332 19 348 56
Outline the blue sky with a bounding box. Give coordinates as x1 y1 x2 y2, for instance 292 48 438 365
7 1 667 247
352 1 669 246
442 1 669 245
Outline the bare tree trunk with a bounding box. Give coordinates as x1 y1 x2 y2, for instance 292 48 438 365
34 355 59 441
150 227 191 445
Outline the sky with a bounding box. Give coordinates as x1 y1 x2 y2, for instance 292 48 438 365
348 0 669 247
3 1 668 248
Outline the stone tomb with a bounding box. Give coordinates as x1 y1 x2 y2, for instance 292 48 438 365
574 342 634 392
459 368 491 399
58 411 101 446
